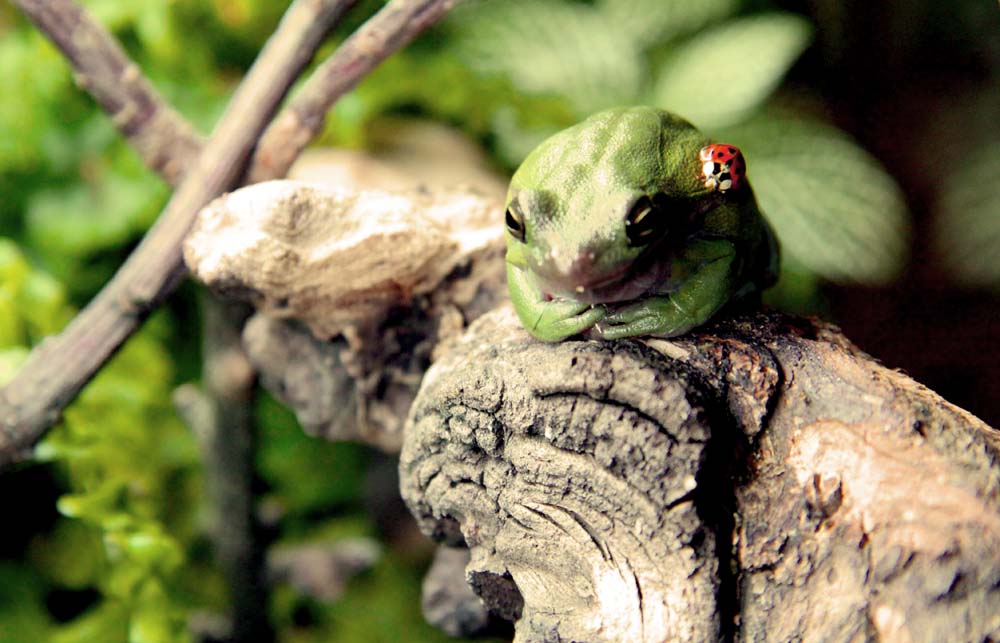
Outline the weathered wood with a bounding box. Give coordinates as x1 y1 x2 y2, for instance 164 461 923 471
187 180 507 450
181 169 1000 642
400 307 728 643
421 545 494 637
399 306 1000 643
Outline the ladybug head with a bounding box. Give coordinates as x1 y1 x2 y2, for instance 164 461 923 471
699 144 746 193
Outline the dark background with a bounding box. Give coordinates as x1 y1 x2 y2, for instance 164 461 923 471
785 0 998 424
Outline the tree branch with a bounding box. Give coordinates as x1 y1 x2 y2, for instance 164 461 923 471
0 0 357 465
247 0 459 183
11 0 202 186
399 307 1000 643
177 297 271 643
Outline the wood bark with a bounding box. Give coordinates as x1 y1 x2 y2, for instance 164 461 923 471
186 179 507 451
398 306 1000 643
180 160 1000 642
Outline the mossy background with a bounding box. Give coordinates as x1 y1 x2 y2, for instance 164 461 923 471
0 0 996 641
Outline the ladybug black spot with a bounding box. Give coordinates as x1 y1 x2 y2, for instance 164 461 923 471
716 151 724 158
727 146 736 153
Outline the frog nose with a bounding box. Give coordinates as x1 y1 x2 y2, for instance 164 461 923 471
550 247 597 280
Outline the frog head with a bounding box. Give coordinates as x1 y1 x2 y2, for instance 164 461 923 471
504 106 723 304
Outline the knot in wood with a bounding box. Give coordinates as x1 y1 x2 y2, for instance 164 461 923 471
400 308 724 643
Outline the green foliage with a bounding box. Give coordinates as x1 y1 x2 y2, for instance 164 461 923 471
320 553 472 643
651 14 812 129
0 240 207 643
323 28 578 162
0 0 229 637
25 130 171 297
934 139 1000 291
452 0 644 115
597 0 737 47
420 0 910 286
270 551 508 643
256 392 368 523
36 323 206 643
0 563 52 642
716 112 909 283
0 238 73 349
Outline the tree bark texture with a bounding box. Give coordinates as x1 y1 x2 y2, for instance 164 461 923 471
179 160 999 642
398 306 1000 643
186 180 507 451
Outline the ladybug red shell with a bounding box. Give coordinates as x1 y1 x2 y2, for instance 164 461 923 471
699 144 746 193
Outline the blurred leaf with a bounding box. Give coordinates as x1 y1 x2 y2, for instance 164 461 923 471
51 601 129 643
39 323 204 643
489 107 565 169
0 563 52 643
29 519 106 589
0 31 83 170
598 0 737 48
326 50 574 157
0 238 74 347
718 113 909 284
450 0 644 115
256 392 368 519
0 347 28 386
129 580 190 643
934 142 1000 290
651 13 812 129
762 255 827 316
25 149 166 255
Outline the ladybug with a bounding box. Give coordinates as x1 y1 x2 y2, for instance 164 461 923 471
699 144 746 193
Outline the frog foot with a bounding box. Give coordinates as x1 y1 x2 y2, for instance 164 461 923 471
527 300 607 342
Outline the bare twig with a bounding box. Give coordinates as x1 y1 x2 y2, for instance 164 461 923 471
0 0 357 465
248 0 459 182
11 0 202 186
195 297 271 643
174 302 269 643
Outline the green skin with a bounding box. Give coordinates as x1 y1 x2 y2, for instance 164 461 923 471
505 106 778 342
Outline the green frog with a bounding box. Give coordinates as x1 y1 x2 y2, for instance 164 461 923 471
505 106 778 341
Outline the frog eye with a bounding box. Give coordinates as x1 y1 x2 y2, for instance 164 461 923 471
624 195 666 247
505 205 526 242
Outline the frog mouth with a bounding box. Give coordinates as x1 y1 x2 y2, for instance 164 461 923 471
533 248 671 305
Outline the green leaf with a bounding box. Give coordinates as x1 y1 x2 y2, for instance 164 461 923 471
0 31 81 170
29 519 106 589
256 392 368 520
651 13 812 128
0 564 52 643
598 0 737 47
762 255 826 316
26 147 167 257
120 531 184 573
934 142 1000 290
718 113 909 284
450 0 644 115
51 601 129 643
0 347 28 386
490 108 565 168
129 580 190 643
318 552 471 643
0 238 73 347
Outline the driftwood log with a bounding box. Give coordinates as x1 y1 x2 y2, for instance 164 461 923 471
400 307 1000 643
183 159 1000 643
